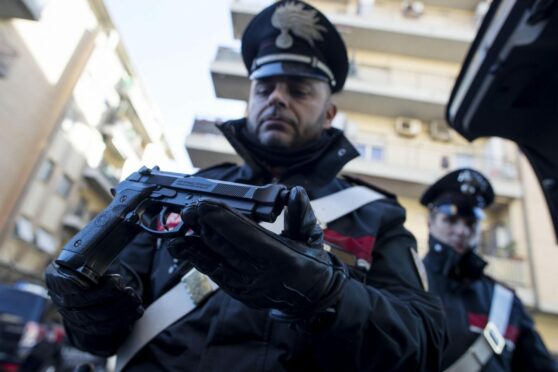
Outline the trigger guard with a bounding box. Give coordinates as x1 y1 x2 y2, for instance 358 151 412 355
136 201 187 238
139 219 187 238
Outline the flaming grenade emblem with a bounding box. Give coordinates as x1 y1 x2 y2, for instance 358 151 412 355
271 2 327 49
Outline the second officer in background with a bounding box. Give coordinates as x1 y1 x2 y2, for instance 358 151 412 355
422 168 557 371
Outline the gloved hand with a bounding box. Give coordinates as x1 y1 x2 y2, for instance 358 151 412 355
168 186 347 318
45 263 144 337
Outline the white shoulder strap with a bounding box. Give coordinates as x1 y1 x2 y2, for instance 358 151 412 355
261 186 385 234
115 269 218 372
488 283 514 335
444 283 514 372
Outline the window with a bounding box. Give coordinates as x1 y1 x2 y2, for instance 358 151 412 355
401 1 424 18
74 197 88 217
371 146 384 162
480 223 516 258
0 34 17 77
355 144 366 158
37 159 54 182
14 217 34 243
35 228 58 255
441 156 450 169
56 175 73 197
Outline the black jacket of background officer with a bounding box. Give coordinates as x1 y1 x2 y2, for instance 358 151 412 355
424 237 557 371
63 120 446 371
422 169 557 371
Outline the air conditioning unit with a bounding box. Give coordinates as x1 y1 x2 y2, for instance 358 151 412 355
429 120 452 142
395 117 422 137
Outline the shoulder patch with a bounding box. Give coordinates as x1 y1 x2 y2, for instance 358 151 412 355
342 174 397 200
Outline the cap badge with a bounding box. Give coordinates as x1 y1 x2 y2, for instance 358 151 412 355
457 170 474 183
458 169 488 195
460 183 476 195
271 2 327 49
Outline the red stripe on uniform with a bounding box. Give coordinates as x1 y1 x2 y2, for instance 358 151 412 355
468 313 488 329
323 229 376 264
467 312 518 342
504 325 519 342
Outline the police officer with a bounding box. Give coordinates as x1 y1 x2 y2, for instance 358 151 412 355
46 1 446 370
421 168 557 371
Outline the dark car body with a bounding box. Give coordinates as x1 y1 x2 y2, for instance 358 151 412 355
0 283 64 372
447 0 558 238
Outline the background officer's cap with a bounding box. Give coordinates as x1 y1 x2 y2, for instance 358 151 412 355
420 168 495 219
241 0 348 93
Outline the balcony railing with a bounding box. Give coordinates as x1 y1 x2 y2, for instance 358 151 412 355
231 0 477 61
350 62 455 104
83 165 119 201
483 255 531 288
351 138 519 183
212 46 451 119
189 119 520 188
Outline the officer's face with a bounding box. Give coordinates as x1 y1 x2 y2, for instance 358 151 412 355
247 76 337 149
428 212 479 254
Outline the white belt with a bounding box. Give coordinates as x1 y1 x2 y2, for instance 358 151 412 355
444 284 513 372
115 269 217 372
260 185 384 233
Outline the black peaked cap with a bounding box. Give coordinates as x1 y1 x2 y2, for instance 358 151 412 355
420 168 495 209
241 0 349 93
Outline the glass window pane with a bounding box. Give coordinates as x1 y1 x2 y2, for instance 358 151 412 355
371 146 384 162
35 228 58 255
56 175 73 197
355 144 366 158
37 159 54 182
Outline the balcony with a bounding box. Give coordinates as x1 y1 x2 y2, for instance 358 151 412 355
0 0 44 21
62 213 86 232
344 139 521 199
483 255 533 303
211 46 453 121
116 77 163 144
422 0 479 10
185 119 522 200
186 131 241 170
83 166 119 202
231 0 476 62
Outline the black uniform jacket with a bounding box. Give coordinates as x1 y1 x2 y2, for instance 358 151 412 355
66 119 446 371
424 237 558 372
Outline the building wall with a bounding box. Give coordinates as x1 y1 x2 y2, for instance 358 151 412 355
0 0 98 244
0 0 174 283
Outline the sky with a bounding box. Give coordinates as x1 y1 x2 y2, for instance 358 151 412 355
104 0 247 171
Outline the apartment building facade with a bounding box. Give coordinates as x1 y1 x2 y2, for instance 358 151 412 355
0 0 173 283
185 0 558 352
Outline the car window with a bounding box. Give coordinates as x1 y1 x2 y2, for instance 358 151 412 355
0 286 47 323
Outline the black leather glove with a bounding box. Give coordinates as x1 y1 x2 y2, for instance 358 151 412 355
45 263 144 339
169 186 347 318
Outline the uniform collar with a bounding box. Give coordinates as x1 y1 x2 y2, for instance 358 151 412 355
424 235 487 282
217 118 359 188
